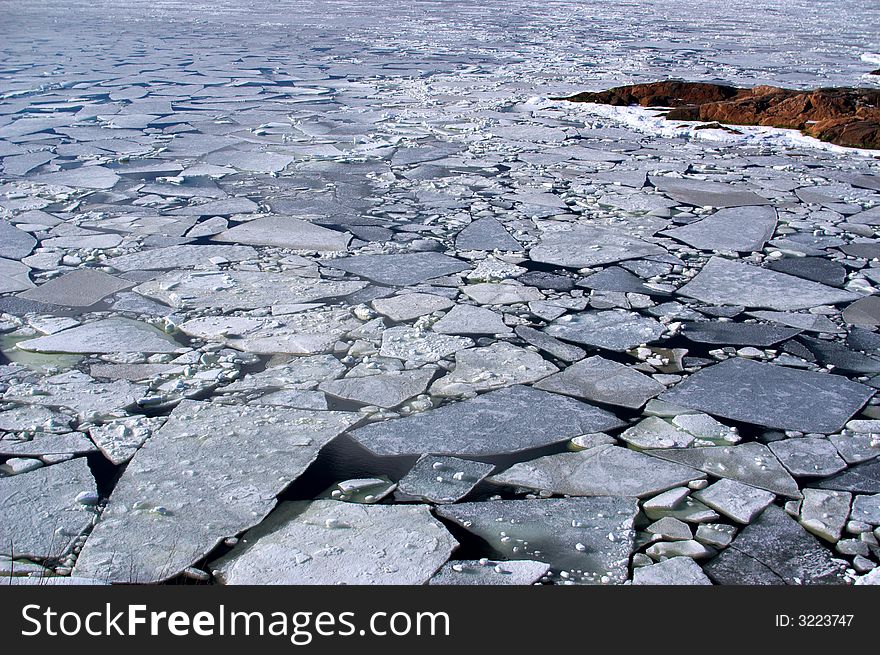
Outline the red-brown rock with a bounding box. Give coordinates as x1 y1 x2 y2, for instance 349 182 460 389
559 81 880 149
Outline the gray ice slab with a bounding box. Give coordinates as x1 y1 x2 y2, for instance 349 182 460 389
632 557 713 585
529 225 666 268
73 401 359 583
620 416 696 449
680 321 801 346
0 458 97 559
17 318 181 354
209 500 456 585
842 296 880 327
0 258 34 293
87 416 166 465
534 355 663 409
2 370 143 420
829 431 880 465
379 326 473 363
135 270 365 310
650 177 771 208
659 357 873 433
105 244 258 271
431 304 511 335
0 432 96 457
397 455 494 503
430 342 557 396
319 368 435 408
766 257 846 287
18 269 133 307
851 494 880 525
768 437 848 477
327 252 469 286
489 445 705 498
677 257 860 310
0 220 37 259
0 404 75 433
429 559 550 585
455 217 522 251
436 497 638 584
544 309 665 351
514 325 586 362
579 266 669 296
692 479 775 524
349 385 625 458
815 460 880 494
208 151 293 173
170 197 259 216
221 355 346 394
663 206 777 252
461 282 544 305
371 293 454 322
746 311 843 334
703 547 786 585
799 488 851 542
719 505 848 585
37 166 120 190
213 216 351 251
179 308 360 355
647 442 801 498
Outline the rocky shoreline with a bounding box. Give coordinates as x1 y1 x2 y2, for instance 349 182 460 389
560 81 880 149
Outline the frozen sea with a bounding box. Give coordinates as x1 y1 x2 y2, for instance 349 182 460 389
0 0 879 586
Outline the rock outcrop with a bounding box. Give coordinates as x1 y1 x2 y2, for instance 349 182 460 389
560 81 880 149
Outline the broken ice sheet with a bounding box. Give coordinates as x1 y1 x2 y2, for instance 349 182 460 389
544 309 665 352
318 367 435 408
454 216 522 251
327 252 469 286
529 224 665 269
649 176 770 208
87 416 167 465
18 269 133 307
659 357 873 434
135 270 365 310
0 220 37 259
489 444 705 498
105 245 258 271
349 385 624 458
647 442 801 498
2 370 143 421
397 455 494 503
632 557 713 585
431 304 511 335
0 258 34 294
436 497 638 584
705 505 847 585
461 281 544 305
534 355 663 409
677 257 859 311
0 431 96 457
662 206 777 252
429 559 550 585
213 216 351 251
0 458 97 560
219 355 346 395
692 479 775 524
73 400 359 583
179 308 360 355
209 500 456 585
17 318 182 354
379 326 474 363
430 342 558 397
371 292 454 322
768 437 847 478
